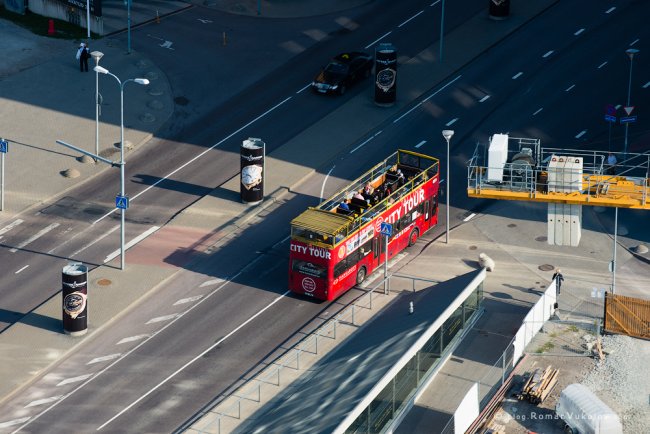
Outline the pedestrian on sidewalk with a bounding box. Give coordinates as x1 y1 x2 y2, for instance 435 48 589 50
77 43 90 72
552 268 564 295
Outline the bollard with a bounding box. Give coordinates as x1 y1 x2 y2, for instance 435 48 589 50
223 31 227 46
156 10 160 24
48 19 55 36
409 301 414 314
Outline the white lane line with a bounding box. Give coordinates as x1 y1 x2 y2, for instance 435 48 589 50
565 84 575 92
398 10 424 28
320 165 336 202
296 83 311 93
512 72 523 79
0 417 30 429
415 140 426 149
615 104 622 109
87 354 121 365
15 265 29 274
350 130 382 154
395 75 462 123
479 95 490 103
57 374 93 387
97 290 292 431
0 219 23 236
446 118 458 127
93 96 293 224
533 107 544 116
643 81 650 89
463 213 477 222
543 50 554 58
598 61 608 69
47 227 85 254
574 28 585 36
146 314 181 324
103 225 159 263
174 295 204 305
365 31 391 49
199 278 226 288
10 223 60 253
431 0 441 6
117 334 150 345
575 130 587 139
25 396 63 408
72 224 119 257
605 6 616 14
630 38 639 46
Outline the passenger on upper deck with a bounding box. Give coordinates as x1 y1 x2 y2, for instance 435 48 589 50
338 199 351 212
353 190 365 202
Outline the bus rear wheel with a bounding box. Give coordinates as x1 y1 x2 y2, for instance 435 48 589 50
408 228 419 247
356 266 367 285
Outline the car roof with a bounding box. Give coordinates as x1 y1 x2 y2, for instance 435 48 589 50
332 52 370 63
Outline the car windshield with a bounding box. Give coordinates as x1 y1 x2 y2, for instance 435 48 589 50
325 62 348 74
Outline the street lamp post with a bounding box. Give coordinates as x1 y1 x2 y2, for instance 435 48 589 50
94 65 149 270
90 51 104 158
442 130 454 244
623 48 639 157
439 0 446 61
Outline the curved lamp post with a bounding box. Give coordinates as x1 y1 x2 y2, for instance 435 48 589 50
442 129 454 244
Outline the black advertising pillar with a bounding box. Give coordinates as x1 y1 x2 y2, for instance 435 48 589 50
374 43 397 106
489 0 510 20
62 262 88 336
241 137 265 205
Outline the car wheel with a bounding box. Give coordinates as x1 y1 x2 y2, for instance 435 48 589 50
338 85 346 95
356 266 367 285
408 228 419 247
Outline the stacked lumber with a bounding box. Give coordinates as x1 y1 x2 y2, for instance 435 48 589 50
516 365 559 404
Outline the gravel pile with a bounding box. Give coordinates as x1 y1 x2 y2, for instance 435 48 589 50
582 334 650 433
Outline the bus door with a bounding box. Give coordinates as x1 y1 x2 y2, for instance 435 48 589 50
372 236 382 267
423 199 431 230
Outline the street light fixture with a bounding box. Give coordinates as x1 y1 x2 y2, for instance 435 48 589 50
442 129 454 244
93 65 149 270
90 51 104 159
623 48 639 157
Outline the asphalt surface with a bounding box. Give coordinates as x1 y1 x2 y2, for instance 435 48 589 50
0 0 649 433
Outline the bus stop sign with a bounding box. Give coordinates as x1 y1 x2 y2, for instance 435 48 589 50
380 222 393 237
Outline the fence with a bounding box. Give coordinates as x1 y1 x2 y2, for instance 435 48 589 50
604 292 650 340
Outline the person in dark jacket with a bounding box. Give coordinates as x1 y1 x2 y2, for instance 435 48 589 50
552 269 564 295
78 43 90 72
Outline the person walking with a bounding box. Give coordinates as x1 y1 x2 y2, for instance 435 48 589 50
552 268 564 295
77 43 90 72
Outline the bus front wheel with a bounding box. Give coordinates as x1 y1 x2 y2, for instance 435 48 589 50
356 266 367 285
408 228 419 247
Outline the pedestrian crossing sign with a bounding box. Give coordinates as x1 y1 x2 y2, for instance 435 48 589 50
0 139 7 153
116 195 129 210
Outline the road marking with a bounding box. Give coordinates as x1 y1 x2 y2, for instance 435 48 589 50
398 10 424 28
97 290 292 431
643 81 650 89
94 96 293 224
605 6 616 14
597 61 607 69
199 278 226 288
87 354 121 365
615 104 622 109
174 295 204 305
0 219 23 236
574 28 585 36
463 213 476 222
146 314 181 324
630 38 639 46
565 84 575 92
479 95 490 103
197 18 212 24
103 226 160 263
542 50 554 58
0 417 30 429
365 31 392 49
117 334 150 345
415 140 426 149
350 131 382 154
10 223 60 253
47 227 86 254
15 265 29 274
533 107 544 116
57 374 93 387
395 75 462 122
446 118 458 127
296 83 311 93
431 0 441 6
25 396 63 408
512 72 523 79
320 165 337 202
72 224 119 257
575 130 587 139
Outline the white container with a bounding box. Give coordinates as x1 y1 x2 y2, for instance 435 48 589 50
487 133 508 182
556 384 623 434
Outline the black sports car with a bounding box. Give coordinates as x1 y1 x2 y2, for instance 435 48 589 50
311 52 374 95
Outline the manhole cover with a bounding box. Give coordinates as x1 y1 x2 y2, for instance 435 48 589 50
469 245 477 250
507 223 517 228
97 278 112 286
535 236 548 242
538 264 555 272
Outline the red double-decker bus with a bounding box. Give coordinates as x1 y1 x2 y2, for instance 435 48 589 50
289 150 440 301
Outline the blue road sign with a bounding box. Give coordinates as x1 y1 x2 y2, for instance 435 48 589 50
620 116 637 124
0 139 7 153
115 195 129 210
605 104 616 116
380 222 393 237
604 114 616 123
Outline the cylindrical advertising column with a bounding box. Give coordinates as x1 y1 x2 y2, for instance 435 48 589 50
62 262 88 336
241 137 265 205
489 0 510 20
374 43 397 106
